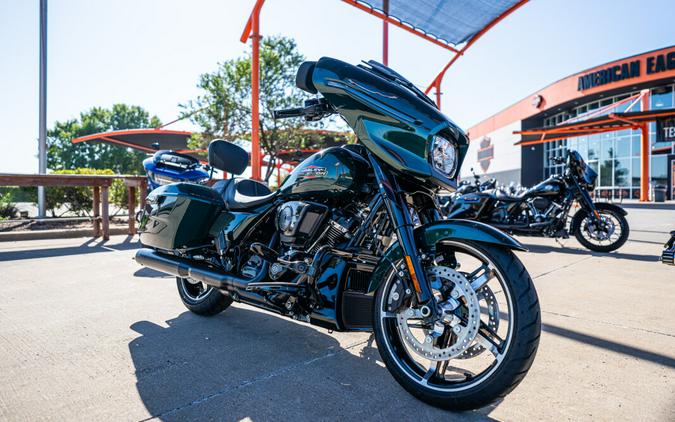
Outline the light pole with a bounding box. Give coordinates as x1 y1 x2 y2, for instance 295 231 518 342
37 0 48 218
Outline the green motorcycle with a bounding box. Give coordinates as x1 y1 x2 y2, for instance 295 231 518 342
135 58 540 410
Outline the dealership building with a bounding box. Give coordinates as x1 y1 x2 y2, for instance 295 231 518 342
462 45 675 200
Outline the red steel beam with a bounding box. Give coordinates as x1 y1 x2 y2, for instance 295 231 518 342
382 0 389 65
639 91 650 202
241 0 266 181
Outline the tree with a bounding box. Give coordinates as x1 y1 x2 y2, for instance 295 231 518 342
181 36 352 179
47 104 161 174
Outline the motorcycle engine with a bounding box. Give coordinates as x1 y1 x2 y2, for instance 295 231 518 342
275 201 357 259
532 197 550 211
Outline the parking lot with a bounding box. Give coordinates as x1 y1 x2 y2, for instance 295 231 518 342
1 207 673 421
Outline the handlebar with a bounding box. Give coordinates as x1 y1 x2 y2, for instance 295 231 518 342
550 156 566 165
273 98 332 121
273 107 305 119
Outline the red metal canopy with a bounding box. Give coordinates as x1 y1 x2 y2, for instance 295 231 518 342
515 109 675 145
71 128 207 161
240 0 530 180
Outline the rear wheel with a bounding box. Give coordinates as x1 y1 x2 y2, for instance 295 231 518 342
176 277 232 316
572 206 629 252
373 241 540 410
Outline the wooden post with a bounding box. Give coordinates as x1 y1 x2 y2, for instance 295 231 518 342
139 179 147 212
127 186 136 235
101 185 110 240
92 186 101 237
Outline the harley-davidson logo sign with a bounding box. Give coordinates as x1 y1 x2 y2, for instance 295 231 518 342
477 137 494 173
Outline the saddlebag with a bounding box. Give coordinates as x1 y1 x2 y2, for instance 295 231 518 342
138 183 224 251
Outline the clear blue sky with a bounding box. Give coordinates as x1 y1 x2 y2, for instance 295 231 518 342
1 0 673 173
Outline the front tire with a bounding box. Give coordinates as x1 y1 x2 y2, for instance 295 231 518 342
572 206 629 252
176 277 232 316
373 242 540 410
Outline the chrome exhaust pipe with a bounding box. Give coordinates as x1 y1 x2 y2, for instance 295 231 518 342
134 248 255 290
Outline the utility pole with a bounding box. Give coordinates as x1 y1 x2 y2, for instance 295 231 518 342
37 0 48 218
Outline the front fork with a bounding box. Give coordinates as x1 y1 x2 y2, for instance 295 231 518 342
369 155 436 311
574 182 602 221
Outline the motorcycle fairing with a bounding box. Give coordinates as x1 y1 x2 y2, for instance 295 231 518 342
311 57 469 190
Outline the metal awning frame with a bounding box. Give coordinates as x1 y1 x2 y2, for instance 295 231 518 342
239 0 530 179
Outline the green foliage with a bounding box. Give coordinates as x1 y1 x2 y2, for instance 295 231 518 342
47 104 161 174
0 192 18 220
45 169 138 217
181 36 352 165
0 187 35 203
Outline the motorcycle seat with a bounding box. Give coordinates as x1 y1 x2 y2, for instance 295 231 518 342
223 178 277 210
211 179 233 196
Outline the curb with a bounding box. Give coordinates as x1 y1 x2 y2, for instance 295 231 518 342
0 227 131 242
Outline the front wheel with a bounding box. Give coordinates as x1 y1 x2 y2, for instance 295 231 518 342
373 241 540 410
572 205 629 252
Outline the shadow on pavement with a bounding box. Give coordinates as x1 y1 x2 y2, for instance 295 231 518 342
134 267 170 278
129 308 498 421
542 322 675 369
0 236 139 261
523 243 659 263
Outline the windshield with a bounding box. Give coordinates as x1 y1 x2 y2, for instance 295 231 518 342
358 60 438 109
569 150 597 185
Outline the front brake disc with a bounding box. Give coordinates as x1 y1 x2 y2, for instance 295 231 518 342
457 285 499 359
394 266 481 361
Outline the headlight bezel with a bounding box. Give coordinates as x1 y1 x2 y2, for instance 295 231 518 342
430 134 459 179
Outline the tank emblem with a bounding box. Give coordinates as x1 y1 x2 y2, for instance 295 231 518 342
299 165 327 179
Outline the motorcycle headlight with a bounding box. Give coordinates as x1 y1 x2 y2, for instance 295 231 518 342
431 135 458 178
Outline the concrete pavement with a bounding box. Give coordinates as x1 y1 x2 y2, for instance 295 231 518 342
0 208 673 421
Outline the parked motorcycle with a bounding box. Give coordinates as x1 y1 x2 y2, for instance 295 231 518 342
446 150 629 252
134 58 541 410
440 169 496 213
457 169 497 196
662 231 675 265
143 148 211 191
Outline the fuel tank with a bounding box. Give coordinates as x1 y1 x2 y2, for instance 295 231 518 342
525 178 565 197
278 147 371 201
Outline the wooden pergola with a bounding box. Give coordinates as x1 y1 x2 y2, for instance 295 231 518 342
0 174 147 240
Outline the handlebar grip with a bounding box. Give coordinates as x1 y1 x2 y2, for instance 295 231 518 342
273 107 305 119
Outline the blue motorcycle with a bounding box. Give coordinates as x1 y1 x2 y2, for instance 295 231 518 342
143 149 211 191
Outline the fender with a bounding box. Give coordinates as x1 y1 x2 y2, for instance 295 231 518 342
570 202 628 233
367 219 526 293
590 202 628 216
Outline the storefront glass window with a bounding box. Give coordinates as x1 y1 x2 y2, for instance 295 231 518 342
651 86 673 110
614 159 630 187
616 136 630 158
651 155 668 187
631 158 640 187
541 83 674 197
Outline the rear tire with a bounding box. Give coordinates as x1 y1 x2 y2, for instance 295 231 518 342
176 277 232 316
373 242 540 410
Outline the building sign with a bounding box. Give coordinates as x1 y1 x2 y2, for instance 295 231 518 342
656 116 675 143
477 137 494 173
577 51 675 91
